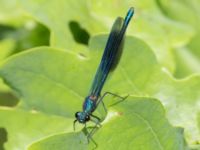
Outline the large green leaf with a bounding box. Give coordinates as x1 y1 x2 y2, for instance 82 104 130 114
0 46 94 116
91 98 187 150
0 36 199 147
92 36 200 145
28 98 187 150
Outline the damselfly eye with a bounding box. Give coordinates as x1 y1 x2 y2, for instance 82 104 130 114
75 112 80 118
85 115 90 121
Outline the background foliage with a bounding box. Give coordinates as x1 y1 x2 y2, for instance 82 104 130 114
0 0 199 150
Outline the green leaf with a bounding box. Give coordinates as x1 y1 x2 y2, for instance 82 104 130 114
0 35 199 146
92 98 187 150
0 46 94 117
28 98 187 150
0 107 73 150
92 36 200 144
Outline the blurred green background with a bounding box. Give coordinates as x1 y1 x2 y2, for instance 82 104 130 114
0 0 200 150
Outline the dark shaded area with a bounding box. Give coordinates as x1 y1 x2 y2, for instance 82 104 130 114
13 23 50 53
69 21 90 45
0 92 19 107
0 128 7 150
0 22 50 54
0 25 16 40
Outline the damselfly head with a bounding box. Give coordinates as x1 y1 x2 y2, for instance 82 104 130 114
75 111 90 123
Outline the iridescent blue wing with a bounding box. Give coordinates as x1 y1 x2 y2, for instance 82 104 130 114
89 17 123 96
89 7 134 97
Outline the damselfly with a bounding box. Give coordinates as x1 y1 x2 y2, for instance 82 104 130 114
74 7 134 138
